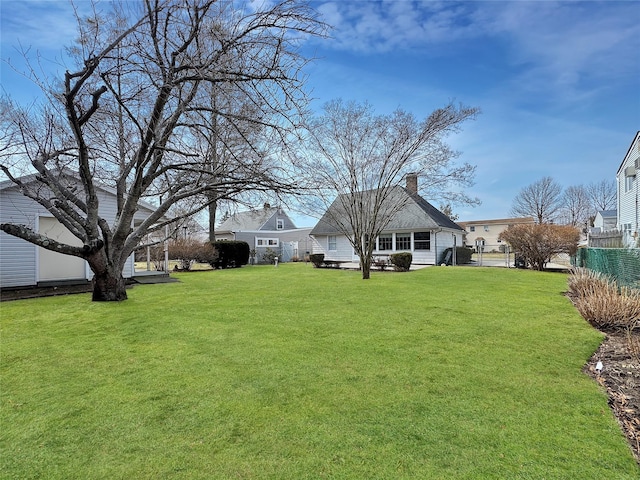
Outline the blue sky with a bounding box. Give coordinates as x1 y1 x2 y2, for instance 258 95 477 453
1 0 639 225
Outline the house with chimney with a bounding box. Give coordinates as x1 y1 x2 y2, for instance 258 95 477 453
310 174 465 265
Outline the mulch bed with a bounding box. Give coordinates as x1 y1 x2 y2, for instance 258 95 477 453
584 331 640 464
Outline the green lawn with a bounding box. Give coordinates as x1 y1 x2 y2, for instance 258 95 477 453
1 265 637 479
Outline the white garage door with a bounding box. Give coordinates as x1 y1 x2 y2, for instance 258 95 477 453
38 217 86 282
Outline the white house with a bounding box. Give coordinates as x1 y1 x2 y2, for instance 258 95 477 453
0 176 162 289
310 174 465 265
617 131 640 247
592 210 617 232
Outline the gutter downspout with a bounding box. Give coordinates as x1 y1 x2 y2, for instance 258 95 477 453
433 228 442 265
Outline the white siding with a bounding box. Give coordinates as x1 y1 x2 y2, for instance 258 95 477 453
617 133 639 246
312 229 464 265
1 184 145 288
312 234 353 261
1 187 41 288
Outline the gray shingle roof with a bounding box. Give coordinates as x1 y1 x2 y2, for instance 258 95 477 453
310 186 463 235
598 210 617 218
217 208 279 232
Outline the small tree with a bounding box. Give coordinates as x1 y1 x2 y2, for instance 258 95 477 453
510 177 563 224
560 185 591 228
586 179 617 213
294 99 479 279
499 223 580 271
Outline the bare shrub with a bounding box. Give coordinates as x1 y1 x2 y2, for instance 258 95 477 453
170 239 218 271
500 223 580 271
569 267 640 331
567 267 614 298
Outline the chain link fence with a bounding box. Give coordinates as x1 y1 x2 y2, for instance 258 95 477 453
573 248 640 289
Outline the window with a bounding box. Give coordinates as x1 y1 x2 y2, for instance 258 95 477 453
469 226 476 232
256 238 279 247
378 233 392 251
414 231 431 250
483 225 489 232
328 235 337 251
276 218 284 230
625 175 635 192
396 233 411 250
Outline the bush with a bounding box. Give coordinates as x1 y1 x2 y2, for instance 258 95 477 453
262 248 279 265
309 253 324 268
210 241 250 269
390 252 412 272
568 268 640 331
500 224 580 271
170 239 218 270
441 247 473 265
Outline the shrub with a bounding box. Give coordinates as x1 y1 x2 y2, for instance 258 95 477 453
440 247 473 265
390 252 412 272
262 248 279 265
211 241 250 269
567 268 611 298
194 242 219 266
309 253 324 268
568 268 640 331
500 224 580 271
170 239 218 270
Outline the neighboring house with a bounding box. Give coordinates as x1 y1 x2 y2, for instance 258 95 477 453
457 217 535 252
310 175 464 265
592 210 618 232
617 131 640 247
215 204 312 263
0 175 163 289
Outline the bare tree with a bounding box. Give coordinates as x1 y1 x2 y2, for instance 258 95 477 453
294 99 479 279
0 0 324 301
510 176 563 224
560 184 591 228
499 223 580 271
439 203 459 221
586 179 616 213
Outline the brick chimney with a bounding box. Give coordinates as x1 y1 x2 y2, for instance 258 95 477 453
405 173 418 194
263 202 271 209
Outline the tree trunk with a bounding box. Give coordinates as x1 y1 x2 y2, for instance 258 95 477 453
92 269 128 301
361 257 372 280
208 198 217 242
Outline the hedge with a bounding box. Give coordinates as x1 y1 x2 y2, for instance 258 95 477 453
210 240 250 269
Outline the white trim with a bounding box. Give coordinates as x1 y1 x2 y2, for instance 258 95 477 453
256 237 279 247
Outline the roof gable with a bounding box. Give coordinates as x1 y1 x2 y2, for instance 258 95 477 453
617 131 640 175
217 207 297 232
